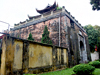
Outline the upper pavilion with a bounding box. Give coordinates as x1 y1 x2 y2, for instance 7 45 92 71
13 1 86 33
28 1 58 19
36 1 58 14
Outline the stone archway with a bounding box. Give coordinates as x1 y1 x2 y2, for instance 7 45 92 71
80 41 84 63
80 41 84 51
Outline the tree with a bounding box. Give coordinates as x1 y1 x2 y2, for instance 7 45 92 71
90 0 100 10
84 25 99 52
57 6 62 10
28 33 34 41
41 25 52 45
93 25 100 51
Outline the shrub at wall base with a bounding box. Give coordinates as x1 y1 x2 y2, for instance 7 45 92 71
73 64 95 75
88 61 100 68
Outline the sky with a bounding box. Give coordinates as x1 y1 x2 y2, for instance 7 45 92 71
0 0 100 32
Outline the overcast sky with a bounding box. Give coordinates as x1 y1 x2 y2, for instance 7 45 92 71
0 0 100 32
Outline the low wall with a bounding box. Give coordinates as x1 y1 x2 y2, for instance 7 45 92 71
1 36 68 75
91 51 99 61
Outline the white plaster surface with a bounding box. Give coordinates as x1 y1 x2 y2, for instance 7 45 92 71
91 51 99 61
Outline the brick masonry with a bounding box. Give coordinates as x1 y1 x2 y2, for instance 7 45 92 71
9 16 68 47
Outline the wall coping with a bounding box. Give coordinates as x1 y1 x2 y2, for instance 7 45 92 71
7 35 68 49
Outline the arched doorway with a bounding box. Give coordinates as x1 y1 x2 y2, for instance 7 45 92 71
80 41 84 51
80 41 84 63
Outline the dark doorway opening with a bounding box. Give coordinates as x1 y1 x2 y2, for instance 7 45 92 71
80 41 84 63
80 41 84 50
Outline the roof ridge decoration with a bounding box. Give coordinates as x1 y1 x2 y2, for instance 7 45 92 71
13 4 86 33
36 1 58 14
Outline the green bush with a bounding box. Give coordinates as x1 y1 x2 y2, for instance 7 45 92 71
96 59 100 62
73 64 95 75
88 61 100 68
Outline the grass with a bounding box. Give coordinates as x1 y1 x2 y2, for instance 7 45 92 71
23 74 36 75
40 68 74 75
92 68 100 75
24 68 75 75
25 68 100 75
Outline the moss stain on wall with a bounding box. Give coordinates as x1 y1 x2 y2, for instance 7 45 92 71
29 43 52 68
13 40 23 70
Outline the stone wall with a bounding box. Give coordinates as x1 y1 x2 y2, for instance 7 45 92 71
64 16 91 64
1 35 68 75
9 16 68 48
9 9 91 65
9 9 87 49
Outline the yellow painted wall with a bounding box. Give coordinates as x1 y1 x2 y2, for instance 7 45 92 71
6 41 15 62
1 39 6 75
57 48 61 64
1 38 15 75
13 40 23 70
29 43 52 68
66 49 68 65
64 49 67 63
6 39 15 74
1 36 69 75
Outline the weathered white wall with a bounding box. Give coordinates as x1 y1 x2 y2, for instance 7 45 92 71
91 51 99 61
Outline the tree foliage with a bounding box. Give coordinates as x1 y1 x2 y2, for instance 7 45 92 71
93 25 100 50
41 25 52 45
90 0 100 10
28 33 34 41
57 6 62 10
84 25 100 52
